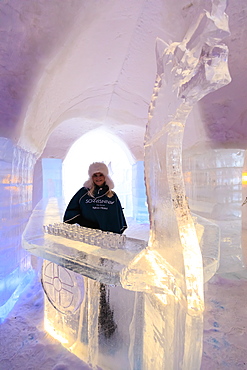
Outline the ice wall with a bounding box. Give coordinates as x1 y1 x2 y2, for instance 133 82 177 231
183 148 244 220
0 138 35 322
183 146 245 274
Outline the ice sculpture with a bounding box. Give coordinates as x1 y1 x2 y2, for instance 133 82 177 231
0 138 35 322
22 0 231 369
121 1 231 367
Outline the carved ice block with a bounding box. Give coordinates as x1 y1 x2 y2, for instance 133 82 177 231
22 198 146 369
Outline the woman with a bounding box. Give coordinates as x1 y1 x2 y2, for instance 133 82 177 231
63 162 127 339
63 162 127 234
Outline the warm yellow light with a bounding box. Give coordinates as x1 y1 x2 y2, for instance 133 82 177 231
179 223 204 315
2 174 11 184
184 171 192 184
44 318 69 344
242 172 247 185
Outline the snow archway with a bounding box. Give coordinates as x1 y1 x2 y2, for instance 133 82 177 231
62 128 135 217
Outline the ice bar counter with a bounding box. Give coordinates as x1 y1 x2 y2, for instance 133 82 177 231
22 197 220 370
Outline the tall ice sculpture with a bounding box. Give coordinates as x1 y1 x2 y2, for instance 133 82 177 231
22 0 231 369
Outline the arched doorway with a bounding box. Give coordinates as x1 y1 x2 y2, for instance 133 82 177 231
62 128 135 217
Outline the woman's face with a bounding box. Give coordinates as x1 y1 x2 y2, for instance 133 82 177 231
92 172 105 187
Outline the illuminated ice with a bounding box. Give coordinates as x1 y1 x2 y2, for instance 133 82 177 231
22 0 231 369
121 1 231 367
0 138 35 322
23 197 218 369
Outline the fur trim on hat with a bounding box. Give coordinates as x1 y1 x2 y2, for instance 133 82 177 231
88 162 108 177
83 162 114 190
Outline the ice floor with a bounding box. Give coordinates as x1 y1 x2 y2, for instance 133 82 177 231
1 220 247 370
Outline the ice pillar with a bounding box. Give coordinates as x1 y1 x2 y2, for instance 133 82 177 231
0 138 35 322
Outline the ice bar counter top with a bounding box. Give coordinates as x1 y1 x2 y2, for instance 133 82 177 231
22 198 148 286
22 197 220 286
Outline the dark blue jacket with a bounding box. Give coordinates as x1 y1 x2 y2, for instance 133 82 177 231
63 185 127 234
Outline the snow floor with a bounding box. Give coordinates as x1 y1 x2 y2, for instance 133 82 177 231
1 220 247 370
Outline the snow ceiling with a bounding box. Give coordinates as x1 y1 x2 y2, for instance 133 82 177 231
1 0 246 160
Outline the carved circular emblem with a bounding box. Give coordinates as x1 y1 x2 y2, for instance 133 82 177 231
41 261 84 314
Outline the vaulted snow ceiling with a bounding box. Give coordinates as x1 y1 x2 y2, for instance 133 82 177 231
1 0 247 160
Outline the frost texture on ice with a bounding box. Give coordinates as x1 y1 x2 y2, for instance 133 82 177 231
21 1 231 369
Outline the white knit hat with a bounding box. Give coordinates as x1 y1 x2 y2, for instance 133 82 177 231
83 162 114 189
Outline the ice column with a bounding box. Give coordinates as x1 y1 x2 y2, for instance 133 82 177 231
122 1 231 368
0 138 35 322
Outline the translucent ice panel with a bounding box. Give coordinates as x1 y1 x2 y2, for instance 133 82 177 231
42 264 138 370
0 138 35 322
